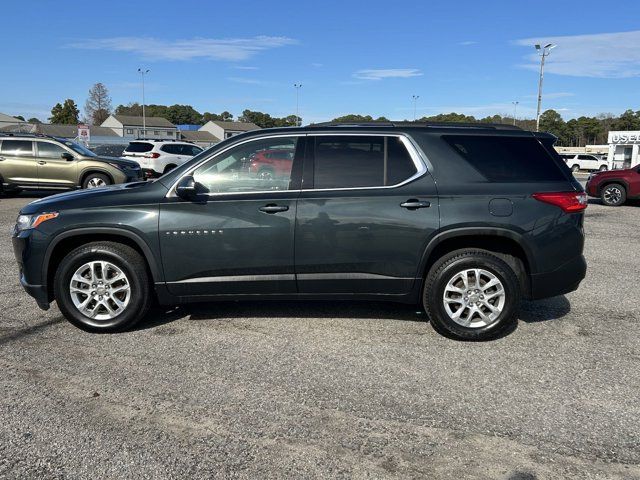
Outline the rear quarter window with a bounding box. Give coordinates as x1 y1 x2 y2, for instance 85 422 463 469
125 142 153 153
442 135 567 182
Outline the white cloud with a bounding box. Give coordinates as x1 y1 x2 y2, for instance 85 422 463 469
231 65 259 70
227 77 264 85
353 68 423 80
68 36 297 61
458 41 477 46
515 30 640 78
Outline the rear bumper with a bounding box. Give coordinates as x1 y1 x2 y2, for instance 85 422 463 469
529 254 587 300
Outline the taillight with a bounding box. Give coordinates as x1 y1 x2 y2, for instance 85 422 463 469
144 152 161 159
532 191 588 213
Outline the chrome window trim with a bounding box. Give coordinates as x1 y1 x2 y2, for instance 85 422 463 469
166 132 428 198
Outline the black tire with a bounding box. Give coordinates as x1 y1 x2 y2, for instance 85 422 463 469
53 242 152 332
571 164 580 173
1 187 22 197
599 165 608 171
600 183 626 206
82 173 111 189
423 249 521 340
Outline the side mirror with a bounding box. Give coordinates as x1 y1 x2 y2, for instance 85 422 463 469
61 152 74 161
175 175 205 200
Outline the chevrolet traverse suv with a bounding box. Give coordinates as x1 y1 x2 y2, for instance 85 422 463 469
12 123 587 340
0 133 142 193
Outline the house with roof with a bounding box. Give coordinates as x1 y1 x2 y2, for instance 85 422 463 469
199 120 260 140
0 112 26 129
179 130 220 147
101 115 178 140
0 122 122 144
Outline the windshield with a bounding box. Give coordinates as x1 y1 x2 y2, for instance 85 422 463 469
62 140 96 157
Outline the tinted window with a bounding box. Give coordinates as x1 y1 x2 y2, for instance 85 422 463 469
185 145 203 156
37 141 67 158
578 155 596 160
193 137 297 193
442 135 566 182
161 144 180 154
1 140 33 156
125 142 153 153
313 136 417 189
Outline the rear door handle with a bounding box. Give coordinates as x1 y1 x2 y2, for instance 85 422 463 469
37 160 47 165
259 204 289 214
0 156 5 161
400 199 431 210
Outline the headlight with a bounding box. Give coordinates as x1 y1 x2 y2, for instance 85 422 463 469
14 212 59 232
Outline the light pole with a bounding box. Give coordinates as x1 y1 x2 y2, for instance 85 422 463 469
534 43 556 132
294 83 302 126
512 101 519 126
138 68 150 136
412 95 420 121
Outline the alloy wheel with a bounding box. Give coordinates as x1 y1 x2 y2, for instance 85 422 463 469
442 268 506 328
69 261 131 320
86 177 107 188
603 186 622 205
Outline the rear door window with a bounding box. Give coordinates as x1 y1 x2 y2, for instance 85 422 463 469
442 135 566 182
312 136 417 189
1 140 33 156
125 142 153 153
161 144 180 155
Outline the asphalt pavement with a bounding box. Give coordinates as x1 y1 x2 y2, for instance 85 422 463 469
1 190 639 479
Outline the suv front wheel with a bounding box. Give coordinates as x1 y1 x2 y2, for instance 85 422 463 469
53 242 152 332
600 183 626 206
424 249 521 340
83 173 112 189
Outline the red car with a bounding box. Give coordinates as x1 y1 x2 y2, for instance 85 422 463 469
586 165 640 206
248 148 294 180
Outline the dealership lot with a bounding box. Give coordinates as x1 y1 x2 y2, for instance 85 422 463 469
1 192 639 478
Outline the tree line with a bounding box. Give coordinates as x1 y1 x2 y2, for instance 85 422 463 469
24 82 640 147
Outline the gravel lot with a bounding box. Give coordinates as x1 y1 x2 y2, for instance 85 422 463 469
1 189 639 479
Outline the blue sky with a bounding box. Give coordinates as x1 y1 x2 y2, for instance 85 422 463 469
3 0 640 124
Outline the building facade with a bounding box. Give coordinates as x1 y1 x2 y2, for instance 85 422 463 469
199 121 260 140
101 115 178 140
607 131 640 169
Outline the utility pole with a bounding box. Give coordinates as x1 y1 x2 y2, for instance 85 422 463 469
138 68 150 135
512 101 519 125
535 43 556 132
412 95 420 121
294 83 302 126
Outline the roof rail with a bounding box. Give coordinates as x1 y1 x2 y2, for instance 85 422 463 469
308 121 523 131
133 137 193 143
0 132 57 139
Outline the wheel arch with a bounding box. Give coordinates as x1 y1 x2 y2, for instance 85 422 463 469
79 168 115 187
597 178 629 196
44 227 162 301
418 228 535 296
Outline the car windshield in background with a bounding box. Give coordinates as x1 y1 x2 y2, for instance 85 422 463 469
63 140 96 157
91 144 127 157
125 142 153 153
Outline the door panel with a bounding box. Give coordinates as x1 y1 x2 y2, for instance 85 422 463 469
0 140 37 186
35 141 78 187
295 135 439 295
160 194 297 295
159 135 304 296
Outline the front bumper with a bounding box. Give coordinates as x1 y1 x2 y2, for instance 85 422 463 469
529 254 587 300
142 168 161 179
12 230 50 310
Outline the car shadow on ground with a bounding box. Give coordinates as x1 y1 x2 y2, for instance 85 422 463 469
135 295 572 340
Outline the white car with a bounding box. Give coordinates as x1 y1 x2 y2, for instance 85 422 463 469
560 153 608 173
122 140 204 177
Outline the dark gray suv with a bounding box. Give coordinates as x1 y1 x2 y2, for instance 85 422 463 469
12 123 587 340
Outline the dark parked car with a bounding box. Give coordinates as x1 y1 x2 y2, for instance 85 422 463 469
90 144 128 158
586 165 640 206
12 122 587 340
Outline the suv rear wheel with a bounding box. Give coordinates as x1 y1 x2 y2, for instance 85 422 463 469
53 242 151 332
83 173 111 189
571 164 580 173
424 249 521 340
601 183 626 206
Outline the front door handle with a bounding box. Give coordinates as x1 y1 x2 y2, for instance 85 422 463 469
37 160 47 165
259 204 289 214
0 156 5 161
400 199 431 210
